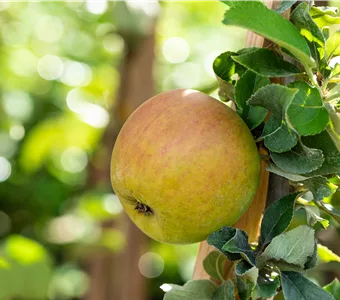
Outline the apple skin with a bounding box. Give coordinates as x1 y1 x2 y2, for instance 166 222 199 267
110 89 260 244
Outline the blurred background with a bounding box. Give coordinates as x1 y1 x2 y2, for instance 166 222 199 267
0 1 339 300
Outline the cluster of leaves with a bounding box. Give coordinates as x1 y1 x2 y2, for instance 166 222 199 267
163 1 340 299
163 193 340 299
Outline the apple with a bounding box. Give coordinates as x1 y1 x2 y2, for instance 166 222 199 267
110 89 260 244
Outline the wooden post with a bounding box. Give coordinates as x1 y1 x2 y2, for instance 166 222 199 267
192 0 288 281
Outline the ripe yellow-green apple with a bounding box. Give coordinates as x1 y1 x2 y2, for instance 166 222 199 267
110 89 260 244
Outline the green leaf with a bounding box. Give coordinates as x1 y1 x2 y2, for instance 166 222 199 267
262 115 298 153
235 260 253 276
314 15 340 28
275 1 297 14
310 6 339 18
300 205 329 228
213 51 244 82
203 251 226 281
291 2 325 70
302 131 340 176
248 84 298 120
221 1 314 68
331 64 340 78
236 276 255 300
312 7 340 28
260 193 299 246
324 279 340 300
213 280 234 300
234 70 269 129
318 244 340 263
253 274 280 299
213 52 246 101
256 226 315 271
270 142 324 175
207 227 242 261
222 229 255 265
304 239 318 270
325 103 340 152
318 201 340 223
303 176 338 201
232 48 301 77
281 271 335 300
266 164 308 182
287 81 329 136
326 31 340 61
247 106 269 130
163 280 217 300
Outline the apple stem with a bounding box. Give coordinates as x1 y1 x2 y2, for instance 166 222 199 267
135 202 154 216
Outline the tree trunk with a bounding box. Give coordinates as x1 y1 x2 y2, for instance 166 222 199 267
84 26 156 300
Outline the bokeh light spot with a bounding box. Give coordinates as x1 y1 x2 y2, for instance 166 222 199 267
35 15 64 43
172 63 202 88
66 89 109 128
9 124 25 141
37 55 64 81
60 147 88 173
9 48 38 77
0 156 12 182
160 284 173 292
85 0 108 15
61 61 92 87
138 252 164 278
162 37 190 64
103 194 123 215
47 215 88 244
103 34 125 54
2 91 33 122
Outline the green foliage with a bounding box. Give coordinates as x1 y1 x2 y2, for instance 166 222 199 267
260 193 298 246
291 2 326 70
281 271 335 300
164 1 340 299
234 70 269 129
213 280 234 300
324 279 340 300
222 229 255 265
275 1 297 14
253 273 280 299
325 31 340 61
221 1 314 68
301 205 329 228
287 81 329 136
311 6 340 28
207 227 242 262
203 251 226 281
318 244 340 263
271 142 324 174
256 225 316 271
232 48 301 77
163 280 217 300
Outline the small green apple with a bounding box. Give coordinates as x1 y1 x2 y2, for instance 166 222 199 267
110 89 260 244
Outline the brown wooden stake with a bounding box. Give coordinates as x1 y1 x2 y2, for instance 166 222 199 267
192 0 287 281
